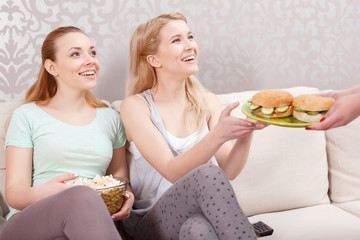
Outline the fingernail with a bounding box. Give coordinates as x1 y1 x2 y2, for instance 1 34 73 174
305 127 311 130
320 117 326 122
112 216 115 219
73 173 79 177
124 193 130 199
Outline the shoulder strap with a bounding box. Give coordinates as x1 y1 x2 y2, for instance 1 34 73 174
143 89 178 156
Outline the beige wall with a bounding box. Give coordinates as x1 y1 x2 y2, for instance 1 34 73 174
0 0 359 102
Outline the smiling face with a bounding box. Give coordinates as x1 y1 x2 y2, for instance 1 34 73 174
45 32 100 92
150 20 199 79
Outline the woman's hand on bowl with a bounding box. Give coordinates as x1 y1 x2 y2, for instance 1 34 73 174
111 190 134 221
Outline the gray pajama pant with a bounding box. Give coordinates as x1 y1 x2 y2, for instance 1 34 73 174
132 164 257 240
0 185 122 240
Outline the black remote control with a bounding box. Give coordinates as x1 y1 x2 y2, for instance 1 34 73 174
252 221 274 237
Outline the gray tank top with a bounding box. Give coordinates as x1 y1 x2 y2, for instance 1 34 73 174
127 89 218 215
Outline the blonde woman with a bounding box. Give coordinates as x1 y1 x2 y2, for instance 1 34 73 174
120 12 267 239
1 26 133 240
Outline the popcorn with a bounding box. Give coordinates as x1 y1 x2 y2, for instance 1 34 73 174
69 175 128 214
71 175 122 189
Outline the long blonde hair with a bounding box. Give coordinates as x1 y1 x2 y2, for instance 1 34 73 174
127 12 210 127
25 26 107 108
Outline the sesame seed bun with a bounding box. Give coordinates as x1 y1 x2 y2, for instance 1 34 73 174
252 89 293 108
293 94 335 111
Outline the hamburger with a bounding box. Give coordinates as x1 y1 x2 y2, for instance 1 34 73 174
249 89 294 118
292 94 335 123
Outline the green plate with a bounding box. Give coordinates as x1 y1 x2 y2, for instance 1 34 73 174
241 102 316 128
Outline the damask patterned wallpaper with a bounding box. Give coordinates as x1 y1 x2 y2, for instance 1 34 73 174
0 0 359 102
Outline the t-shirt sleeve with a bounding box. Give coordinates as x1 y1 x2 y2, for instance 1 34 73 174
5 108 33 149
113 112 126 149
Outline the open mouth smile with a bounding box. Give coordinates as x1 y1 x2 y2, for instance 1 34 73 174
79 70 95 76
181 56 195 62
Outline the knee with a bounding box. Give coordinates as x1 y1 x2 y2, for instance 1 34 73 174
180 214 216 240
190 164 234 196
61 186 103 208
66 185 98 197
193 164 226 181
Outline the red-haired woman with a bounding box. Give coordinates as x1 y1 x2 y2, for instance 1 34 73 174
1 26 133 240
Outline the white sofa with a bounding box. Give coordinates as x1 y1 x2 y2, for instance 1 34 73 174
1 86 360 239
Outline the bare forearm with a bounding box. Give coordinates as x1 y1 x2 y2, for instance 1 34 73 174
6 173 76 210
164 130 224 183
219 132 254 180
351 93 360 120
6 185 49 210
347 84 360 95
163 118 260 182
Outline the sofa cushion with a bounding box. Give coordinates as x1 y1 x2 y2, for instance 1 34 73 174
232 125 329 216
334 200 360 218
218 87 330 216
326 116 360 204
111 100 122 113
0 170 8 219
248 204 360 240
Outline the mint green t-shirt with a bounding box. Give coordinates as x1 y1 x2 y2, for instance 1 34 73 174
5 102 126 219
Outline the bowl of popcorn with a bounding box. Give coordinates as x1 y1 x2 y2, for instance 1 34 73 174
70 175 128 214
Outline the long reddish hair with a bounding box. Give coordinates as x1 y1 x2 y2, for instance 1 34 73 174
25 26 106 108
